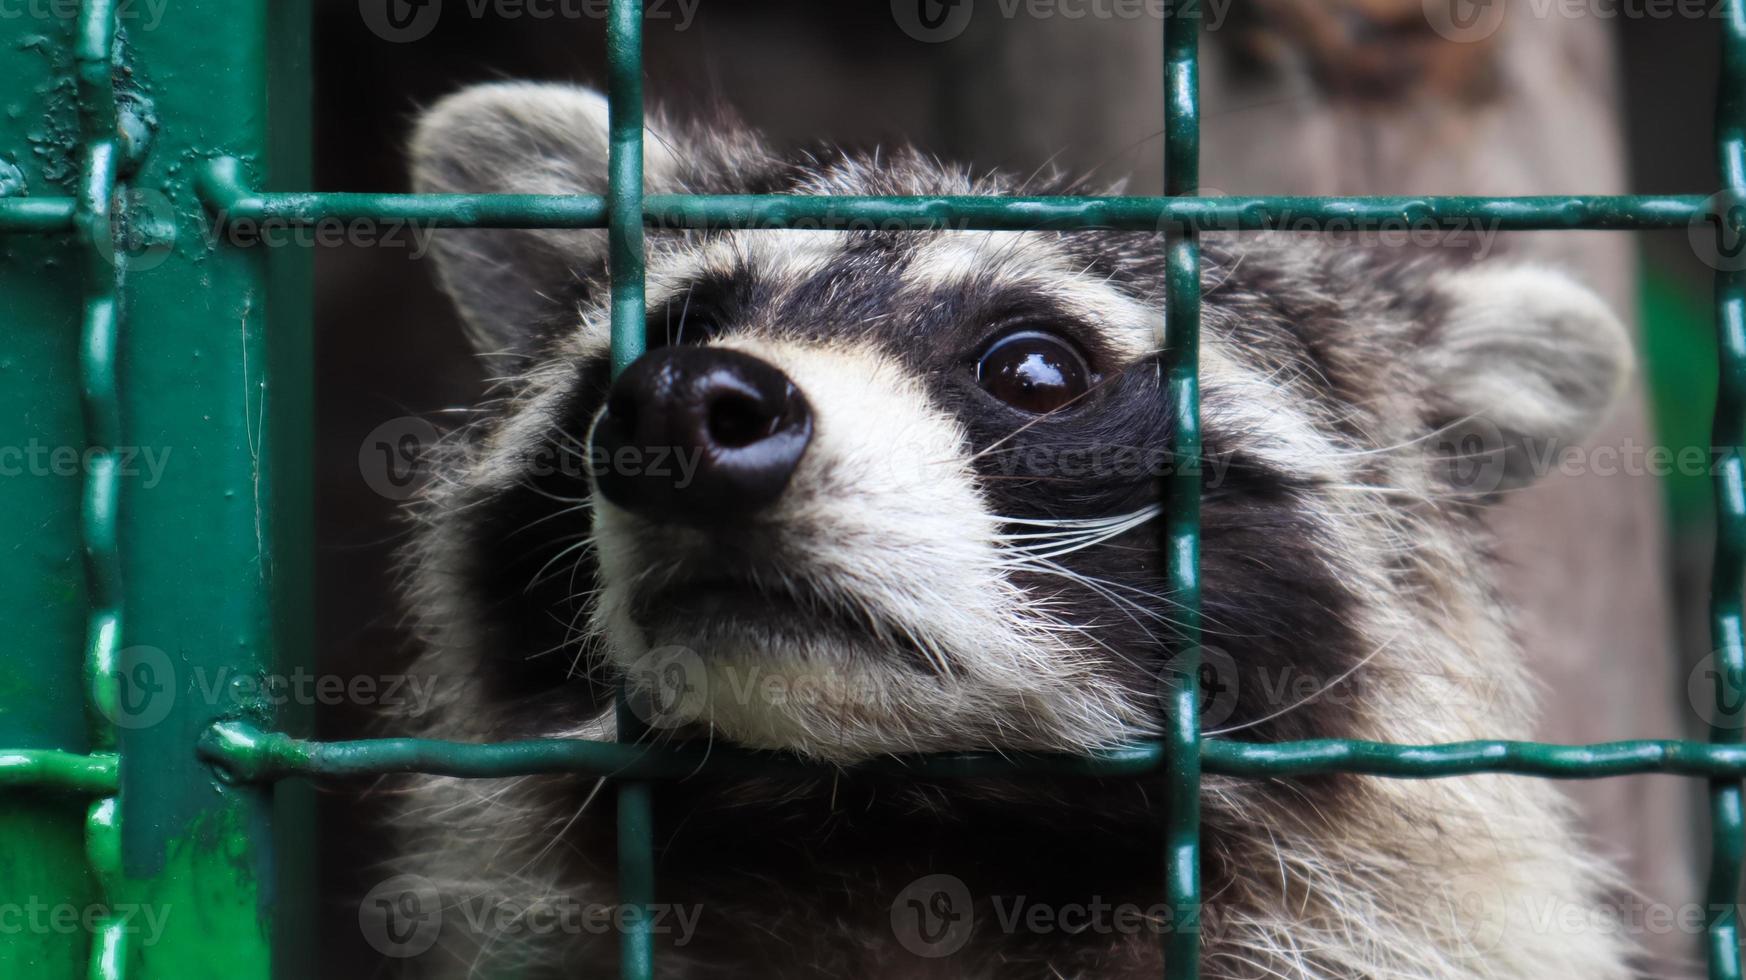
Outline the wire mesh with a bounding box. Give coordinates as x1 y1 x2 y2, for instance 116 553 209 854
0 1 1743 978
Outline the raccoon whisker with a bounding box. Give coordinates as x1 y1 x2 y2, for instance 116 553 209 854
1313 411 1491 460
508 777 608 881
959 371 1130 467
887 613 954 677
522 607 603 666
538 418 594 455
507 501 592 539
992 505 1163 530
518 634 585 664
525 536 598 592
1200 244 1254 302
994 531 1151 550
997 507 1159 559
1207 947 1302 980
971 475 1110 485
561 604 600 679
416 775 536 824
995 526 1147 542
1203 629 1399 738
563 542 598 607
1016 144 1073 196
1319 483 1416 495
508 476 592 507
1002 555 1186 613
1013 557 1248 641
670 282 691 347
968 441 1164 455
1008 559 1179 652
1022 606 1153 677
998 527 1145 559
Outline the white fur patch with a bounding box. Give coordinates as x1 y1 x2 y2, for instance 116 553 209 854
906 231 1161 360
646 231 846 311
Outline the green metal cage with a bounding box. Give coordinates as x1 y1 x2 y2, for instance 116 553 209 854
3 2 1746 978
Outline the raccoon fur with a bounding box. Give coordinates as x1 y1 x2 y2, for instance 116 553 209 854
383 81 1638 979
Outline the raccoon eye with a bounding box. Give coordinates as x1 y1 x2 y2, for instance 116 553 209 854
975 330 1094 414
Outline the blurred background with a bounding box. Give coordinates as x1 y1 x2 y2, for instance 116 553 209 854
312 1 1727 975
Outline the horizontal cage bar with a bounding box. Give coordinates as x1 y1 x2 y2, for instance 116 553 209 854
69 159 1694 231
0 749 118 795
194 722 1746 785
203 195 1712 233
0 198 77 232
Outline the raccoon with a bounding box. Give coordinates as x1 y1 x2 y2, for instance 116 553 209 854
387 81 1638 979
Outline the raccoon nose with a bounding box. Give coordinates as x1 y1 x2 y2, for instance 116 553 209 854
591 347 814 525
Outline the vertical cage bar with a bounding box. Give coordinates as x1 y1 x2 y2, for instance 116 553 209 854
608 0 649 382
1708 6 1746 979
110 1 313 975
72 2 125 977
1161 2 1204 978
607 3 657 980
0 2 102 971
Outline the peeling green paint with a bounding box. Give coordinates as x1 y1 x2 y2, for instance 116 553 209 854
122 807 272 979
0 2 310 977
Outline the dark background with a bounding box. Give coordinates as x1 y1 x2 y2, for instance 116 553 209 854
308 1 1725 973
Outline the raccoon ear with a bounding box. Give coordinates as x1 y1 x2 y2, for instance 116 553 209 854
1417 266 1633 496
410 82 688 357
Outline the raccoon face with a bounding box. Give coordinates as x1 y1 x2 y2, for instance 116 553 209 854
405 82 1631 762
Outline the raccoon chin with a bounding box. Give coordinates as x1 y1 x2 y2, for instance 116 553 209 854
633 575 941 670
606 577 955 760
